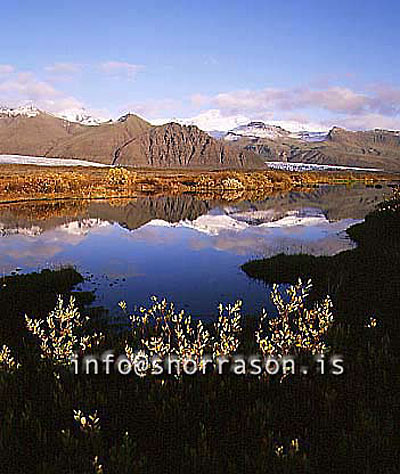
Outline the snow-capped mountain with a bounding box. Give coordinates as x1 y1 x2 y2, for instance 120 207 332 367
294 131 329 142
0 104 41 118
0 104 109 126
56 109 109 126
151 109 250 134
151 110 330 141
223 121 330 143
224 121 291 141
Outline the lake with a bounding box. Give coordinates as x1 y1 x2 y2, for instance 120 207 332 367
0 184 389 318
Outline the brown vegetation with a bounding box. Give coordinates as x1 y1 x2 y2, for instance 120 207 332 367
0 164 391 204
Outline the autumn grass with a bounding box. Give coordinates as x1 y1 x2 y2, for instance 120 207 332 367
0 164 392 204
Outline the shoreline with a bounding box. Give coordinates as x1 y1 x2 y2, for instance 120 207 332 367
0 164 396 205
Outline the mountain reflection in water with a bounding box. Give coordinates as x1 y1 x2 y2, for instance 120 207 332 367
0 185 389 317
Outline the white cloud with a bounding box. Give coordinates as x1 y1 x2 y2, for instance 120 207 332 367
0 64 14 75
0 70 85 113
332 113 400 131
0 72 59 99
152 109 251 131
192 86 375 116
190 83 400 130
99 61 145 80
119 98 181 120
45 62 82 75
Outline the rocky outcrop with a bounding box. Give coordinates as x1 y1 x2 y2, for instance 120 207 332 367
115 123 265 169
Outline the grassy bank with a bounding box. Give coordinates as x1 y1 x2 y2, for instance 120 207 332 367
242 189 400 332
0 164 391 204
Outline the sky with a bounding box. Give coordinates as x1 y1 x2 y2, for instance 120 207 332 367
1 0 400 130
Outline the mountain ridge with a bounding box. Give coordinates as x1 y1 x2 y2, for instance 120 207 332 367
1 105 400 170
0 107 264 169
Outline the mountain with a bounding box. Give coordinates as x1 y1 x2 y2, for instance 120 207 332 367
221 121 400 171
153 111 330 138
0 104 42 118
295 131 329 142
295 127 400 170
55 109 110 126
46 113 152 164
0 106 87 156
274 127 400 171
224 121 330 143
1 105 400 170
151 109 251 135
0 106 264 169
115 122 264 168
224 122 291 141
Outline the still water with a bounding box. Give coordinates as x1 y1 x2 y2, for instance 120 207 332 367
0 185 389 317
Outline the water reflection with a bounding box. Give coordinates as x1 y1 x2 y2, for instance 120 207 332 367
0 185 389 316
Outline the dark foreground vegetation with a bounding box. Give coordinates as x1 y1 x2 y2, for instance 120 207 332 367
0 192 399 473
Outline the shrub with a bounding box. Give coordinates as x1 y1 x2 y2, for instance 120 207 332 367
107 167 135 186
25 295 103 366
256 279 333 357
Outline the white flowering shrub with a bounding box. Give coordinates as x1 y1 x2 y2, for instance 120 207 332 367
256 279 333 357
122 296 242 372
213 301 242 359
73 409 101 434
25 295 103 366
0 344 21 373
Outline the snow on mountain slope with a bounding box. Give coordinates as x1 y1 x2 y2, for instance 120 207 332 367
151 109 250 133
224 122 291 141
0 104 41 118
294 131 329 142
267 120 330 134
56 109 110 126
224 121 330 142
0 104 109 127
151 109 330 142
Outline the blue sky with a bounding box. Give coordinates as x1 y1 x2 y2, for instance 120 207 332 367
1 0 400 129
